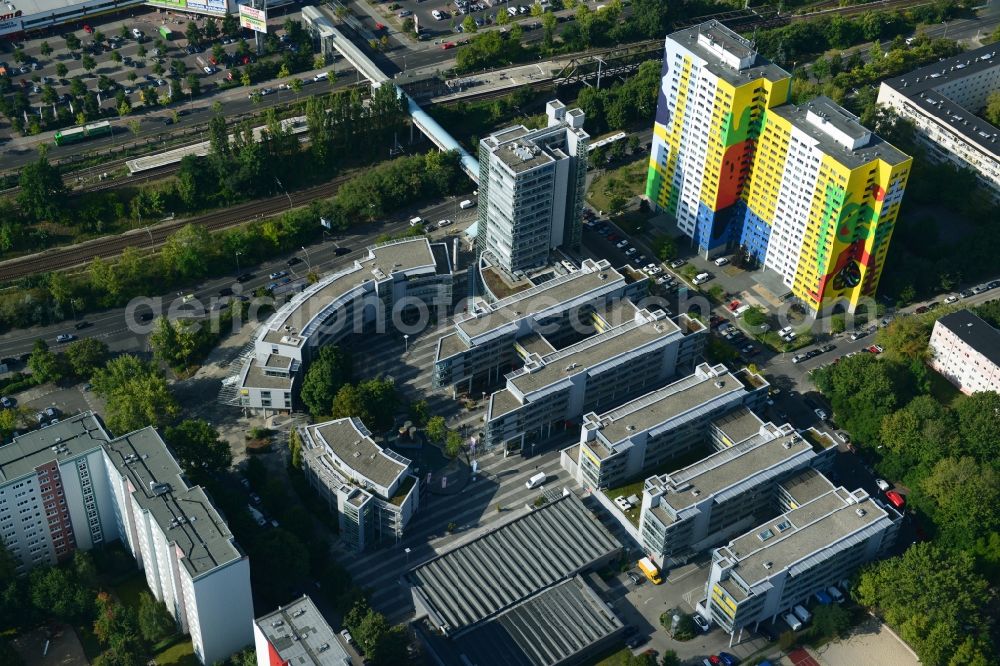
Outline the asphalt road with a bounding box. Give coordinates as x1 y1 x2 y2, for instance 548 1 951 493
0 193 477 360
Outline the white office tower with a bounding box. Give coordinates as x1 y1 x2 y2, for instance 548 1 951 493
477 100 589 273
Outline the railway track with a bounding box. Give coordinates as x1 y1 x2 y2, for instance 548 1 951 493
0 175 350 283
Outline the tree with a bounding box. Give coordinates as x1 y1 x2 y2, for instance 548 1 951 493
110 50 122 64
402 17 416 34
137 591 175 643
955 391 1000 463
300 345 353 417
93 592 147 666
425 416 447 444
985 91 1000 127
541 11 557 49
164 419 232 481
921 457 1000 547
222 11 239 37
142 87 158 107
855 543 993 666
204 17 219 40
28 339 63 384
185 22 203 47
743 306 767 327
461 15 478 33
370 626 409 666
65 34 80 51
64 338 109 378
161 223 214 279
444 430 464 459
812 604 853 639
81 54 96 74
655 236 676 261
331 378 397 432
18 153 66 222
186 73 200 97
40 41 52 57
56 62 68 78
92 29 105 44
29 565 93 623
496 7 510 25
92 355 180 433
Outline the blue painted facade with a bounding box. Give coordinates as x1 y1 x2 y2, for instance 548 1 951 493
736 202 771 264
694 201 738 255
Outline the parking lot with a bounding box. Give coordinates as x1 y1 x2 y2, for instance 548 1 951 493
0 5 315 139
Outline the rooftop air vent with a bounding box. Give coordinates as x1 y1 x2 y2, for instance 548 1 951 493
271 620 284 628
714 380 725 388
626 425 635 431
856 508 867 517
293 609 306 618
763 561 773 570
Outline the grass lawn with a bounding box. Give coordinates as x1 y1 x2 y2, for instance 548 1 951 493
154 637 199 666
588 156 648 214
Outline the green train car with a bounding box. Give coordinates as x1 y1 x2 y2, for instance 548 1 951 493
54 120 113 146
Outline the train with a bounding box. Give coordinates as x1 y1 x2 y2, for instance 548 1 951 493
53 120 113 146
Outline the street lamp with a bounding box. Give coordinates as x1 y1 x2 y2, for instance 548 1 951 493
404 333 410 353
235 250 243 275
404 547 411 565
301 245 311 270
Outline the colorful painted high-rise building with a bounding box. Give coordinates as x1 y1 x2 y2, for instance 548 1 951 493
646 21 912 313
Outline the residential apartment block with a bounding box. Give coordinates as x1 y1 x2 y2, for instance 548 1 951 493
229 237 452 412
433 258 645 392
477 100 589 273
0 413 252 665
928 309 1000 395
483 303 706 452
299 417 419 551
253 595 350 666
705 486 901 638
878 44 1000 200
640 426 837 565
562 363 769 490
647 21 911 313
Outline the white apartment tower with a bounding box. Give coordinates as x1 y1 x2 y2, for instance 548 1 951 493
477 100 589 273
0 413 253 665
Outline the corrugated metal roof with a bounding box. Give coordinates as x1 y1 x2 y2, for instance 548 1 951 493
408 494 620 634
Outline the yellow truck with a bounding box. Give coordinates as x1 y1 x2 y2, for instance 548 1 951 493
637 557 662 584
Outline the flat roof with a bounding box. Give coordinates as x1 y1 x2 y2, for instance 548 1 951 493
0 412 110 483
936 309 1000 367
437 331 471 361
263 238 438 344
515 333 557 357
407 494 620 634
596 364 751 446
881 44 1000 159
779 468 836 507
484 118 589 175
772 96 910 169
103 427 242 578
712 407 765 446
723 487 890 588
254 595 349 665
651 431 810 520
16 0 142 18
450 576 623 666
302 417 410 489
454 260 624 342
241 357 295 390
668 20 790 87
507 315 679 397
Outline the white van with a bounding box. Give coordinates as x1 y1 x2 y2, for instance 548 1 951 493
693 272 711 285
459 199 475 209
793 604 812 624
313 71 329 82
784 613 803 631
409 216 423 227
525 472 546 489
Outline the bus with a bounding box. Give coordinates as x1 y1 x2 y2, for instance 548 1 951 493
158 25 172 40
54 120 113 146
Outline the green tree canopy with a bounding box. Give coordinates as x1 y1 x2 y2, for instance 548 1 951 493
92 355 179 433
300 345 353 417
855 543 994 666
137 591 175 643
64 337 109 378
955 391 1000 463
28 338 63 384
18 154 66 222
920 457 1000 548
164 419 232 482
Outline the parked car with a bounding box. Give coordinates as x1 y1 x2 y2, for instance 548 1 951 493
944 295 959 304
713 256 730 266
692 614 711 633
814 408 828 421
437 219 452 227
885 490 906 510
0 397 14 409
334 247 352 256
615 239 629 249
669 259 686 269
626 571 642 585
286 257 302 266
875 478 891 491
269 270 288 280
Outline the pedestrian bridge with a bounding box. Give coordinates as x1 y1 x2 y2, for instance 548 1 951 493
320 13 480 183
